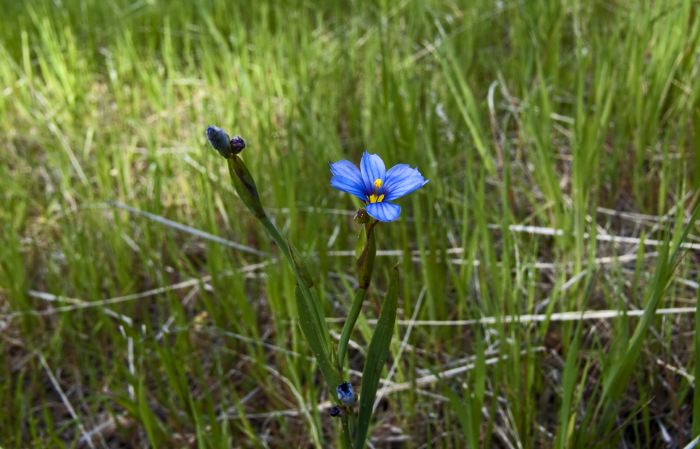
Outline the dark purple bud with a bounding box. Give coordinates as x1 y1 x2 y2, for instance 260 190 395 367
206 125 233 158
230 135 246 154
329 406 343 417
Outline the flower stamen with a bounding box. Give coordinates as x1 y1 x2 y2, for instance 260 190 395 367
367 178 385 203
368 193 385 203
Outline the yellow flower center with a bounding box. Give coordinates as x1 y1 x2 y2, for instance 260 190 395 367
368 178 384 203
368 193 385 203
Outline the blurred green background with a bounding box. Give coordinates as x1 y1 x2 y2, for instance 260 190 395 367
1 1 700 447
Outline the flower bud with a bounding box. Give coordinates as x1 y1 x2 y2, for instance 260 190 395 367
329 406 343 417
354 208 370 224
206 125 233 158
230 135 246 154
336 382 355 406
227 156 266 219
356 224 376 289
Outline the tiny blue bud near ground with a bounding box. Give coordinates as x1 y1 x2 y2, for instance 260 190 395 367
206 125 233 157
230 135 246 154
329 406 343 418
330 151 429 222
336 381 355 405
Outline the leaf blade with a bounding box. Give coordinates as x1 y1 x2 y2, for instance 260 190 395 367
295 285 340 390
354 267 399 449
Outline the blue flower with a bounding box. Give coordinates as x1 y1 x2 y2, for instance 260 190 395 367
336 381 355 405
330 151 428 222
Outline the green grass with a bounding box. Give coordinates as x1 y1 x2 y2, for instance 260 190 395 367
1 0 700 447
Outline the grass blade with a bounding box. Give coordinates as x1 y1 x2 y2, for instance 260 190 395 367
600 200 700 424
693 283 700 436
556 323 582 449
354 267 399 449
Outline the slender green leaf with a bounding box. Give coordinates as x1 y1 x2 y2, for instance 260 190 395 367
556 323 582 449
288 240 331 347
600 201 700 423
693 284 700 436
445 387 474 448
337 287 368 372
354 267 399 449
137 375 162 449
255 208 337 387
295 285 340 389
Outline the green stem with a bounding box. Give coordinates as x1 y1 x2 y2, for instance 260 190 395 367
356 222 377 289
337 287 367 371
348 410 357 444
260 212 330 343
337 221 377 371
259 215 292 264
340 415 352 449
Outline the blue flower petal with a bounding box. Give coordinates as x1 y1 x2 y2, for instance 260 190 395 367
360 151 386 192
330 160 362 183
331 176 366 201
366 202 401 222
383 164 428 202
330 160 366 201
